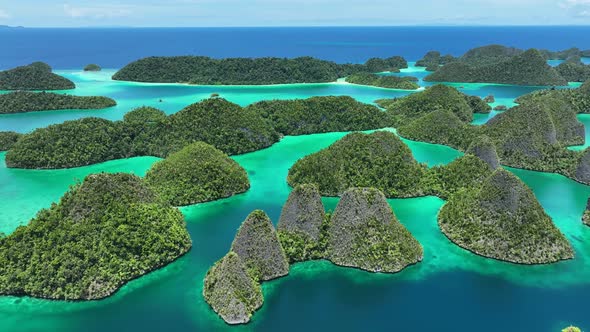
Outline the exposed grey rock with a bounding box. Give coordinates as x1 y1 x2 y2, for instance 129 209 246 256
278 184 325 240
467 135 500 169
483 95 495 103
327 188 423 273
231 210 289 281
203 252 263 325
575 148 590 185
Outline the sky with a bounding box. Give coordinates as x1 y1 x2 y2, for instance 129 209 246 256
0 0 589 27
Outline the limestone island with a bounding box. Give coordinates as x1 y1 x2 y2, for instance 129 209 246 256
145 142 250 206
0 173 192 300
84 64 102 72
424 45 568 86
583 198 590 227
438 168 573 264
345 72 419 90
0 131 22 151
0 62 75 90
5 96 388 169
415 51 457 71
204 185 423 324
0 91 116 114
112 55 408 85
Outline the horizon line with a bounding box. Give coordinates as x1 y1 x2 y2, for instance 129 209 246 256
3 24 590 29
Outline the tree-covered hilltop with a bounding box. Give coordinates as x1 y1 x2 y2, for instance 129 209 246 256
0 91 116 114
376 84 490 126
6 96 391 169
287 131 429 198
112 55 409 85
327 187 423 273
555 58 590 82
203 252 263 325
345 72 419 89
145 142 250 207
424 154 494 199
541 47 589 60
425 48 568 86
438 169 573 264
0 173 192 300
83 64 101 72
247 96 390 136
415 51 457 71
0 131 22 151
0 62 75 90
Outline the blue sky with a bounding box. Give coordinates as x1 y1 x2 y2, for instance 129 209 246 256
0 0 589 27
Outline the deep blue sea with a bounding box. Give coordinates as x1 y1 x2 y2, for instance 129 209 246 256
1 26 589 69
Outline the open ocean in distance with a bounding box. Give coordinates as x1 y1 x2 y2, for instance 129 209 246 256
0 26 589 69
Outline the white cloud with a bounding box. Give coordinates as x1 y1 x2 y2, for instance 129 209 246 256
63 4 132 19
0 9 10 19
560 0 590 17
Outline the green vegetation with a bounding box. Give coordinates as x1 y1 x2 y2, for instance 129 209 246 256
287 131 429 198
556 58 590 82
0 131 21 151
84 64 101 72
145 142 250 206
561 326 582 332
113 55 408 85
345 72 419 89
203 252 263 325
327 187 423 272
425 155 493 199
0 91 116 114
438 169 573 264
230 210 289 281
425 48 568 86
0 62 75 90
376 85 489 126
466 135 500 169
415 51 457 70
248 96 389 136
0 173 192 300
6 96 390 169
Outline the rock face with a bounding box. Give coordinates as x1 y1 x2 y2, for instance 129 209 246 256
203 252 263 325
438 169 573 264
583 197 590 226
278 184 325 241
327 188 423 273
467 135 500 169
231 210 289 281
575 148 590 184
144 142 250 206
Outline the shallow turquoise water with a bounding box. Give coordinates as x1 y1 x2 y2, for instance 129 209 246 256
1 72 589 331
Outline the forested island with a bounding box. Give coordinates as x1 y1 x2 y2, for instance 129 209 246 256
377 82 590 186
112 55 408 85
204 185 422 324
5 96 389 169
345 72 419 89
84 64 102 72
144 142 250 206
439 169 573 264
0 91 116 114
0 131 22 151
0 173 192 300
0 62 75 90
425 47 567 86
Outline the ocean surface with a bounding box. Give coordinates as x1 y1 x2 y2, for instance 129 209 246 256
1 27 590 332
0 26 590 69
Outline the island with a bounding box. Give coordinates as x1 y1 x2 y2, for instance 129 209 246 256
6 96 388 169
327 187 423 272
287 131 429 198
555 57 590 83
0 131 21 151
415 51 457 71
112 55 409 85
144 142 250 206
204 185 423 324
345 72 419 90
84 64 102 72
583 198 590 226
0 91 116 114
0 62 75 90
438 168 573 264
562 326 582 332
0 173 192 300
424 46 568 86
